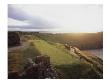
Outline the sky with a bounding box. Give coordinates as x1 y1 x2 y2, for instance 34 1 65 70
8 4 103 33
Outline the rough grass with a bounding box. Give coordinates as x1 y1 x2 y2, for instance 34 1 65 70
8 36 103 79
55 62 101 79
8 42 41 72
8 49 23 72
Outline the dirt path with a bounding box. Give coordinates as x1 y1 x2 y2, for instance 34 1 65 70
8 42 29 52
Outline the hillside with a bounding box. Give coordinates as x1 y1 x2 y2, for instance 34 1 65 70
35 32 103 50
8 33 103 79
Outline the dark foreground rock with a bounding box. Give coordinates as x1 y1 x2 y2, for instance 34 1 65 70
8 55 60 79
8 32 20 47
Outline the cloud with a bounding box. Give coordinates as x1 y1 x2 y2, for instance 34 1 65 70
8 18 30 26
8 5 29 21
8 4 102 32
8 5 54 31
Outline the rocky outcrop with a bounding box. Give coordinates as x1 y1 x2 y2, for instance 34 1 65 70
8 55 60 79
8 32 20 47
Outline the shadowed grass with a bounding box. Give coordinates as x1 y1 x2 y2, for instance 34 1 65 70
8 42 41 72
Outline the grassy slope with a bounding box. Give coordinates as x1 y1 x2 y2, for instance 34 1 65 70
33 40 77 65
32 40 102 79
8 35 102 79
8 42 41 72
36 33 103 50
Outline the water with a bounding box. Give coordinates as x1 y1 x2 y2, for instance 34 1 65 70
82 49 103 59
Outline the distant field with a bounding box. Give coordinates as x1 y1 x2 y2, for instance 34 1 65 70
35 32 103 50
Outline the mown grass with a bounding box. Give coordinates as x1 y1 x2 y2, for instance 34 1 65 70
33 40 77 65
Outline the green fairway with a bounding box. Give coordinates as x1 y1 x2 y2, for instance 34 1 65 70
33 40 77 65
31 40 102 78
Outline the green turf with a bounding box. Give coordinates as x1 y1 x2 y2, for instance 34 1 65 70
33 40 77 65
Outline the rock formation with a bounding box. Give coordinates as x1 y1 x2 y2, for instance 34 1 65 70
8 32 20 47
8 55 60 79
